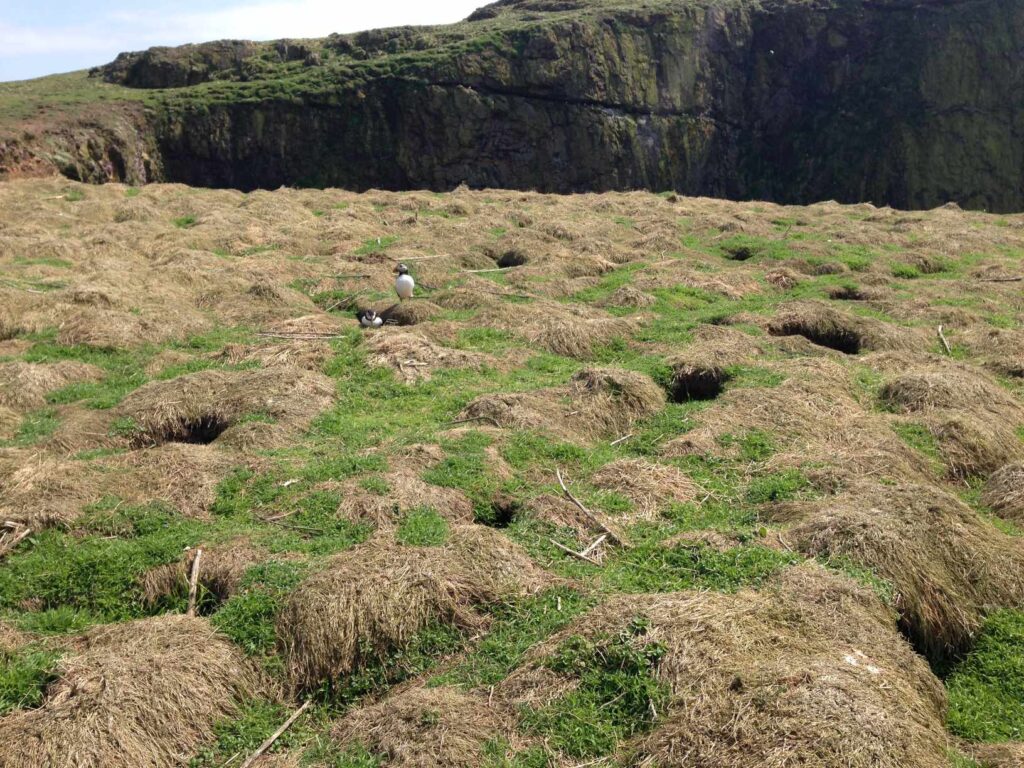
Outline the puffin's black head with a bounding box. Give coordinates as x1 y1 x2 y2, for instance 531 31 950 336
357 308 377 321
394 263 410 275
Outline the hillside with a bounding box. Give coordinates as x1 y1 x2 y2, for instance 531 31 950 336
0 178 1022 766
3 0 1024 210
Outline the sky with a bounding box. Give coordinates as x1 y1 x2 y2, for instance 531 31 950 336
0 0 486 82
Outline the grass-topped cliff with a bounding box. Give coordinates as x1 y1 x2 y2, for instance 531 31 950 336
2 0 1024 209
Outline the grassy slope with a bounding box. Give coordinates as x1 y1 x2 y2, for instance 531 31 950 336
0 179 1021 765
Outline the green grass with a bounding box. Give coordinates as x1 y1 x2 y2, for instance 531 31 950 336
433 587 591 689
892 422 943 470
396 508 450 546
173 214 198 229
211 561 307 657
0 646 60 716
0 504 216 628
191 700 316 766
354 235 398 255
601 541 797 593
948 610 1024 741
521 617 669 759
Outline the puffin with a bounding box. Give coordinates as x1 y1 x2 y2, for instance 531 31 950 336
394 263 415 301
357 308 383 328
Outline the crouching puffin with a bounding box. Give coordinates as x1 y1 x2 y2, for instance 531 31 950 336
357 308 383 328
394 263 415 300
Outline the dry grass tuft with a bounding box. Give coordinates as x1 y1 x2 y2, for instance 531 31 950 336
772 480 1024 662
334 686 525 768
277 526 551 691
601 285 656 308
113 368 331 450
967 742 1024 768
591 458 700 521
982 463 1024 523
379 301 442 327
335 471 474 526
366 331 490 383
459 367 664 443
768 301 920 354
926 413 1024 480
0 407 19 441
142 540 266 608
479 300 637 359
879 368 1022 414
0 615 263 768
0 621 30 654
502 563 948 768
0 362 103 411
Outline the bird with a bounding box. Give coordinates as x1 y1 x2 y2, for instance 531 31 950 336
357 308 383 328
394 263 415 301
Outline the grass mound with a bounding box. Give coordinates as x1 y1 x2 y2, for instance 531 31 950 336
366 331 490 383
591 458 700 521
983 463 1024 523
54 367 334 453
335 471 475 527
334 686 525 768
502 564 946 767
879 368 1021 414
460 367 664 442
0 362 103 411
277 526 552 691
142 540 266 609
773 480 1024 663
768 301 918 354
0 615 263 768
379 301 442 327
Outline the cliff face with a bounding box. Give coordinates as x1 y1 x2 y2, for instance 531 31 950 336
7 0 1024 210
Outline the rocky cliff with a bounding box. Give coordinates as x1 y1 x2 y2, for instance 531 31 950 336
3 0 1023 210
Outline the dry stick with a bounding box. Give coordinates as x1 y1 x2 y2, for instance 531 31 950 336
464 266 514 273
610 434 633 447
238 700 312 768
257 332 347 340
979 276 1023 283
581 534 608 558
448 415 503 428
556 468 627 548
186 549 203 617
550 538 601 566
0 525 31 559
937 325 952 356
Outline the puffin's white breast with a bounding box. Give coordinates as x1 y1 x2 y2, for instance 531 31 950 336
396 274 415 299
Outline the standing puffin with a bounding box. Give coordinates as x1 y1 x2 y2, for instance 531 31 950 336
357 308 383 328
394 263 415 301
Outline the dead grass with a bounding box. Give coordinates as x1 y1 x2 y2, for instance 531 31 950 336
0 362 103 411
502 564 947 768
142 540 266 607
0 615 263 768
982 463 1024 523
967 742 1024 767
772 480 1024 662
366 331 491 383
479 300 638 359
334 686 525 768
459 367 664 442
334 471 474 527
879 367 1023 414
768 301 922 354
277 526 552 691
53 367 334 453
591 458 700 521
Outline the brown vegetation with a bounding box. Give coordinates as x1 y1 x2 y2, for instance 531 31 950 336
0 616 262 768
277 527 552 691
